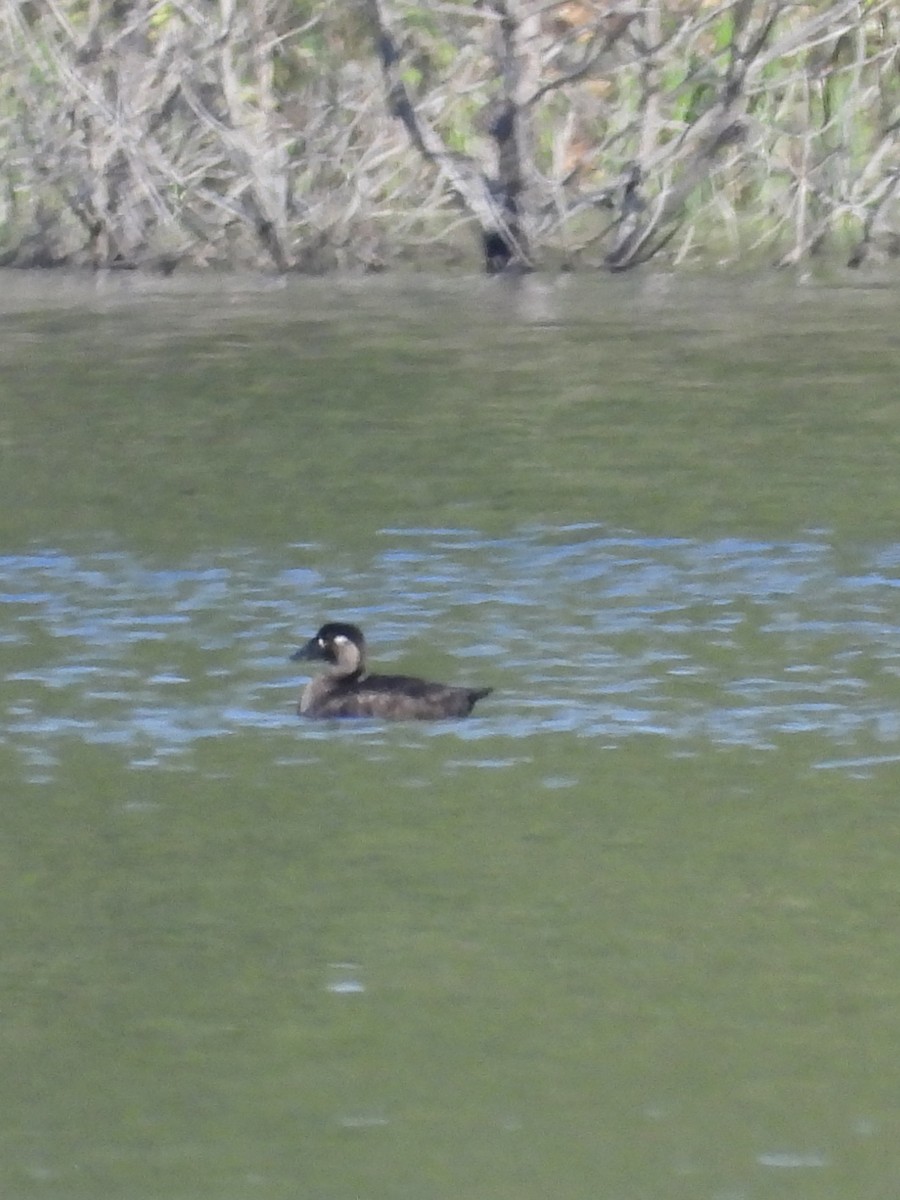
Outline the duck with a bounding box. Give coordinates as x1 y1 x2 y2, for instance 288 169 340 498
291 622 492 720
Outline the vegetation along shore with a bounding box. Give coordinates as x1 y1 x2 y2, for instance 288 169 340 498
1 0 898 274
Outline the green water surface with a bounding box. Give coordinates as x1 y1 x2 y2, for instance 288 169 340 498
2 271 900 1199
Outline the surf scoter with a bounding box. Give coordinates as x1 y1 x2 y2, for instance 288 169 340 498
291 622 492 720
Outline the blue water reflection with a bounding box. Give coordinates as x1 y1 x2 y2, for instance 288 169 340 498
3 528 900 772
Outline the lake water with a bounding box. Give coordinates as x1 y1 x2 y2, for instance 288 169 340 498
2 270 900 1199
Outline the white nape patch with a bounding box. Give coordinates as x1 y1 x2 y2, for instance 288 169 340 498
333 635 351 646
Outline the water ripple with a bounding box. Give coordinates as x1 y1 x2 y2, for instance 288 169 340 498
3 528 900 774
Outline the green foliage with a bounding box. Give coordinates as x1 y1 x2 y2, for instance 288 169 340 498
148 3 176 29
402 6 447 41
668 63 717 127
401 64 423 90
712 9 736 53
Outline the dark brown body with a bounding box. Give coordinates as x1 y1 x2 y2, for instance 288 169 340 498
292 623 492 720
